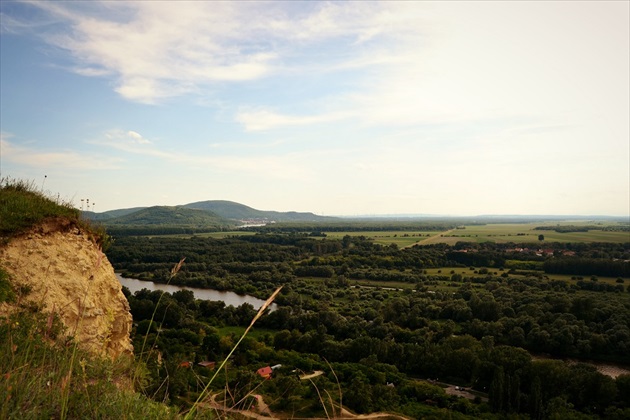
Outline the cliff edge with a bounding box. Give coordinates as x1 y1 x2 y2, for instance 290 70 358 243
0 219 133 359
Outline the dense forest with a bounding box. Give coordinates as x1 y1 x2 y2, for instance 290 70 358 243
106 233 630 418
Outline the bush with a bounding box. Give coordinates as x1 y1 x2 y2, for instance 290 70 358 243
0 268 15 303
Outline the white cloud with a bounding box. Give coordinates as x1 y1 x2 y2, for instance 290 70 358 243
125 130 150 144
94 130 314 180
231 1 629 136
11 1 431 104
1 137 121 170
14 1 280 103
235 108 351 132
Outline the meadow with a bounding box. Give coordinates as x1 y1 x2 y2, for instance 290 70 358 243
415 223 628 245
160 222 628 246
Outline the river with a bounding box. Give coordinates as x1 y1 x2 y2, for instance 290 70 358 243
116 274 277 311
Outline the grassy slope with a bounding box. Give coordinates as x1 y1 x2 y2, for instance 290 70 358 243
0 179 80 238
0 179 178 419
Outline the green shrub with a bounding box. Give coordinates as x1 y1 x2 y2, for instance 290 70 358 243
0 308 177 419
0 268 15 303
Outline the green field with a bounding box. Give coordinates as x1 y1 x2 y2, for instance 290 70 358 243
414 222 629 245
141 221 629 245
146 230 256 239
322 230 443 247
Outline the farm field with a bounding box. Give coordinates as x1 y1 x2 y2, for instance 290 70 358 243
420 267 628 285
131 221 629 246
403 223 629 245
322 230 442 247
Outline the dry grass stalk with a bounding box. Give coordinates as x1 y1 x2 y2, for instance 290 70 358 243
184 285 282 420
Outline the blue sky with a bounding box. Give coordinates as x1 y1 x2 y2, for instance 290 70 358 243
1 1 628 216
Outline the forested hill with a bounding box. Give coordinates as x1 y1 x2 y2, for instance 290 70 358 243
84 200 336 224
182 200 336 222
103 206 233 227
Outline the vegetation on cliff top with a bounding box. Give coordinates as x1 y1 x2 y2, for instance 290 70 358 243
0 177 109 248
0 179 176 418
0 178 79 237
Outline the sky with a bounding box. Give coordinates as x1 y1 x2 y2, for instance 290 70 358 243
1 1 628 217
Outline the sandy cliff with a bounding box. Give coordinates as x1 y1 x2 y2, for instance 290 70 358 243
0 221 133 358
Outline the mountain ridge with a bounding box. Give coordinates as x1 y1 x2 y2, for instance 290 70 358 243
87 200 336 225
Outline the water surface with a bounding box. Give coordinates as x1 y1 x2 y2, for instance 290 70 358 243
117 274 276 311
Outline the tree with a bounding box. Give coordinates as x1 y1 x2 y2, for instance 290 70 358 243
538 234 545 241
490 366 505 412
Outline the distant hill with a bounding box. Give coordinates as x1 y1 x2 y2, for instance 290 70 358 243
104 206 233 228
82 207 147 221
182 200 336 222
83 200 337 229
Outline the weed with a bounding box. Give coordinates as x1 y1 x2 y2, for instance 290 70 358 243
0 309 177 419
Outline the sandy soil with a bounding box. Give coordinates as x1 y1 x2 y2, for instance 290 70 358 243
0 223 132 358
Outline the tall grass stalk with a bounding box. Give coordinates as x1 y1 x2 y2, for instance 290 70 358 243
325 358 343 417
184 285 282 419
134 258 186 390
305 376 330 420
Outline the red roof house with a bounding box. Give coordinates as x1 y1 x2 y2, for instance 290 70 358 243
256 366 273 379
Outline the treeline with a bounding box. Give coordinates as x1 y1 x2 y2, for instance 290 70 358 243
123 280 630 418
544 258 630 278
244 221 459 233
105 225 232 236
107 234 630 300
534 225 630 233
534 225 594 233
107 234 630 417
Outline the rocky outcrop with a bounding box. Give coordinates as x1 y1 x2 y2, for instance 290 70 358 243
0 223 133 359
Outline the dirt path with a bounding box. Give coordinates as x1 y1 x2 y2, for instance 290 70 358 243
404 229 455 247
252 394 272 415
299 370 324 380
199 393 411 420
443 385 487 402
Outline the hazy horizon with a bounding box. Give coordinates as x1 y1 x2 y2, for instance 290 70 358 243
1 1 628 217
87 198 628 220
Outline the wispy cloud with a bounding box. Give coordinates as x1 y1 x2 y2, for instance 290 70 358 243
7 1 429 105
231 1 628 133
235 108 352 132
1 136 121 170
10 2 278 103
93 129 314 180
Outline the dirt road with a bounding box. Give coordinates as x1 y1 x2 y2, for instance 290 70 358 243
404 229 455 248
299 370 324 380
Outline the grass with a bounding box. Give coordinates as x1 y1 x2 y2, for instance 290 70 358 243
323 231 442 247
120 222 628 246
0 308 177 419
0 267 16 303
0 177 110 248
0 178 78 237
418 223 629 245
0 178 176 418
